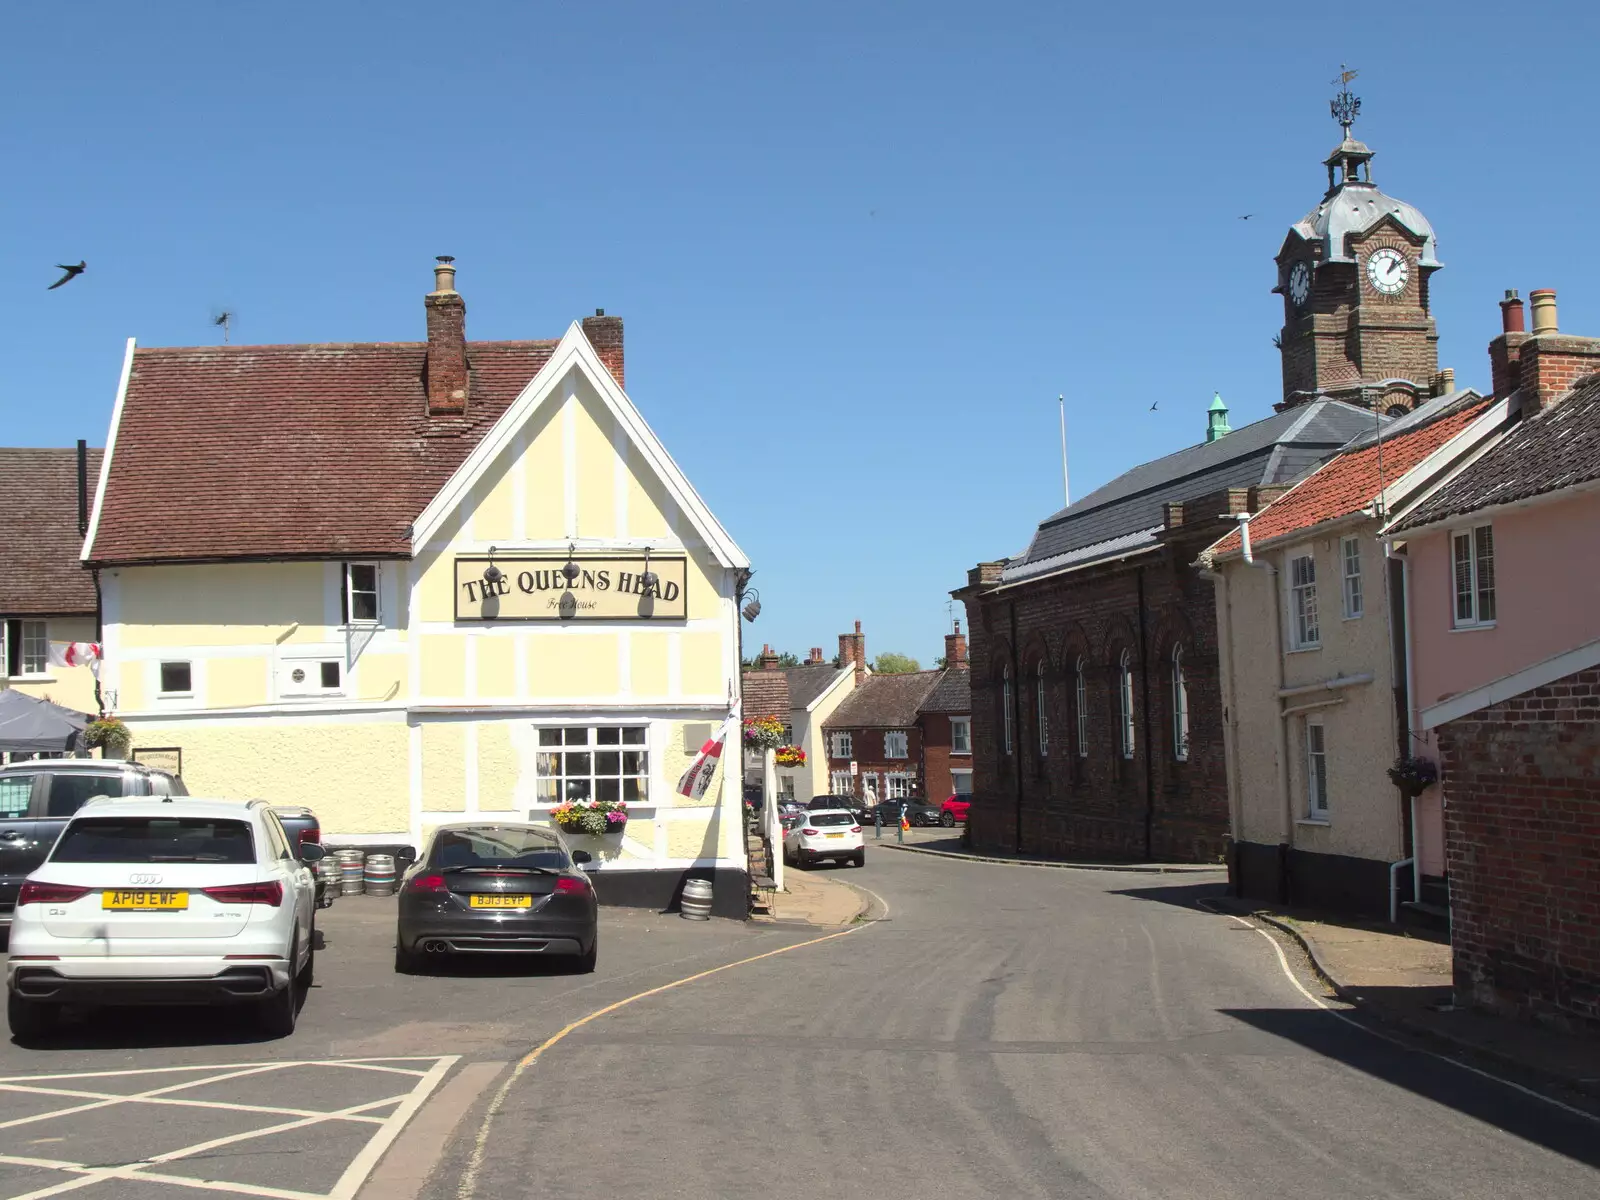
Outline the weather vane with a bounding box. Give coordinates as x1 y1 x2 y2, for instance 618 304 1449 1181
1330 64 1361 135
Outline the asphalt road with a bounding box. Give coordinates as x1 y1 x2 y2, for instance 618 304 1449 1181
2 850 1598 1199
436 848 1600 1200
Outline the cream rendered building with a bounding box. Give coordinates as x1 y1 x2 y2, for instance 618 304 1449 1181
83 262 752 915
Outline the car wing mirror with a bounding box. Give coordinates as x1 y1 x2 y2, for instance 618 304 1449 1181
571 849 592 865
300 843 327 863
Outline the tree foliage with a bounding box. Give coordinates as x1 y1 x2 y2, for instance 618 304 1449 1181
872 652 921 674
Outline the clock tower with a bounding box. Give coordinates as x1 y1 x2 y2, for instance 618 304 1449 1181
1274 86 1442 413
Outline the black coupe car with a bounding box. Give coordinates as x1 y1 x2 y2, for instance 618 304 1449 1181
394 822 598 974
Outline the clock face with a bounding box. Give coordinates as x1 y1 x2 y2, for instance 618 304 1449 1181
1366 247 1409 295
1288 261 1311 306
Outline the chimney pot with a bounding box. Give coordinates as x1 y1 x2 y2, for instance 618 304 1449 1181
432 255 458 295
1500 289 1525 334
1530 289 1559 335
1438 368 1455 395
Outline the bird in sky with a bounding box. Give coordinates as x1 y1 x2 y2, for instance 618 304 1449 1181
1149 402 1159 411
1238 214 1255 221
48 262 86 290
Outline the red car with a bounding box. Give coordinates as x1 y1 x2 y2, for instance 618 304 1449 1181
939 795 970 827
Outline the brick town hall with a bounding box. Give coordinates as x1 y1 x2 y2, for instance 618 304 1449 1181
956 100 1453 861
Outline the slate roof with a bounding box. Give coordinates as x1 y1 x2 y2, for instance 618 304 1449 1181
1003 400 1382 583
920 667 971 714
786 662 849 710
1208 397 1490 559
741 671 791 721
1395 374 1600 532
824 671 942 729
0 447 103 615
86 340 557 565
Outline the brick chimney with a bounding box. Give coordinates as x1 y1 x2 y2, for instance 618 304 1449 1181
838 621 866 686
1515 290 1600 415
1489 289 1528 400
582 310 624 388
944 620 968 670
807 647 824 664
759 644 780 671
425 256 468 416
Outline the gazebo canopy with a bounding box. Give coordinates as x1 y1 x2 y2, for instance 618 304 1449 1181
0 689 90 754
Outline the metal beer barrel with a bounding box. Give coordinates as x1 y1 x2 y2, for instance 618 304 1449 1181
335 849 366 895
680 877 713 921
363 854 397 896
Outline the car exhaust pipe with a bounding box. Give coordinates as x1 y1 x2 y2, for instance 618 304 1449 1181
424 940 448 953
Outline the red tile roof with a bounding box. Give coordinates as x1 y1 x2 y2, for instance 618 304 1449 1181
0 447 102 614
741 671 792 721
1210 401 1488 558
87 340 557 565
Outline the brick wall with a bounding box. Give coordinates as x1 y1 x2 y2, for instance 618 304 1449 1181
1437 664 1600 1032
959 534 1230 863
824 726 925 800
920 711 967 802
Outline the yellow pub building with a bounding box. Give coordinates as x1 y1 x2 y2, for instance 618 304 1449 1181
82 260 751 916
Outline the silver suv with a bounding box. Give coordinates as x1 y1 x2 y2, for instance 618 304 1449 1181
0 761 188 926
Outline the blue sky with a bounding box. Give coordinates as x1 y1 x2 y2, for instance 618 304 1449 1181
5 1 1598 666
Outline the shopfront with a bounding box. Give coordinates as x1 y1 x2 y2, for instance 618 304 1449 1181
84 283 751 916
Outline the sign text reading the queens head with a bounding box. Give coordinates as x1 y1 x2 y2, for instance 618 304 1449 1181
454 555 689 621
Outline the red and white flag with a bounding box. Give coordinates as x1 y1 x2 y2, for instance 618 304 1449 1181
677 716 737 800
48 642 103 674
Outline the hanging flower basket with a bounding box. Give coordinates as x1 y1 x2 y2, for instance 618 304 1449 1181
774 744 806 767
743 715 785 752
551 799 628 836
82 718 132 760
1386 756 1437 797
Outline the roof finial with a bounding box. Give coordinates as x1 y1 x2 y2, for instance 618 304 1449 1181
1330 65 1361 137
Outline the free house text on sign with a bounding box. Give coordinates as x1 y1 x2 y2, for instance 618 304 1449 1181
454 555 689 621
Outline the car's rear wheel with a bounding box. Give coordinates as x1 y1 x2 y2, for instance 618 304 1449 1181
394 939 423 975
296 924 315 989
257 979 298 1038
852 851 865 868
7 992 59 1041
573 937 597 974
941 812 955 827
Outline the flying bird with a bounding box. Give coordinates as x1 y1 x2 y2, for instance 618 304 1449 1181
48 262 86 290
1238 214 1255 221
1149 402 1159 411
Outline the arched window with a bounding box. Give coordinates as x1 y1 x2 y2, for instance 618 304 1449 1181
1171 644 1189 762
1118 649 1135 760
1075 657 1088 758
1001 665 1014 755
1036 661 1049 756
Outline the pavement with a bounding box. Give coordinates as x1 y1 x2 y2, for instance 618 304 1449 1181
755 861 869 926
1208 895 1600 1103
872 824 1225 872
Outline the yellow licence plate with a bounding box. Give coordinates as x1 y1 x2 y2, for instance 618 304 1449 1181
102 891 188 911
825 833 845 839
469 894 532 909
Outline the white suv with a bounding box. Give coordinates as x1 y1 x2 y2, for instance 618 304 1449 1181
783 808 865 869
6 797 323 1040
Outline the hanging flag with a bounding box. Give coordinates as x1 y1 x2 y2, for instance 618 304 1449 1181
48 642 103 674
677 716 737 800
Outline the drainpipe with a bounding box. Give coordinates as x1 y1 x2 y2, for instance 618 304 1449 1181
1137 566 1154 860
1010 600 1024 855
1399 551 1421 913
1237 513 1292 902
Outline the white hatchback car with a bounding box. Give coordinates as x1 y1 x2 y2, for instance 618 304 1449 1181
6 797 322 1040
783 808 865 869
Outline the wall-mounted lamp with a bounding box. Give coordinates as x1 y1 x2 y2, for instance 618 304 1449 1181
562 543 581 583
482 546 504 587
741 588 762 622
640 547 658 593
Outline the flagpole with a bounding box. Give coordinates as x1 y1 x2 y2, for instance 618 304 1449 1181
1058 394 1070 506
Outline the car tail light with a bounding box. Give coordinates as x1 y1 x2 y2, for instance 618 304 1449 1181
409 873 448 893
18 882 90 906
298 828 321 847
801 828 818 836
553 877 591 895
201 881 283 906
850 826 862 834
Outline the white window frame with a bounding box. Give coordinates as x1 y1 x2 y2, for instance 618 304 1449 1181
1306 720 1329 819
1002 666 1014 755
830 770 854 795
1289 553 1320 650
829 731 853 759
779 775 795 801
950 768 973 796
950 716 972 756
1075 657 1088 758
1451 524 1497 628
1171 645 1189 762
533 724 649 808
342 562 382 627
4 619 50 679
885 772 911 799
884 730 909 759
1341 536 1364 620
1036 662 1049 757
157 660 194 698
278 656 346 698
1118 650 1135 760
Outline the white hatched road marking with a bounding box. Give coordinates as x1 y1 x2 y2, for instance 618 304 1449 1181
0 1056 459 1200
